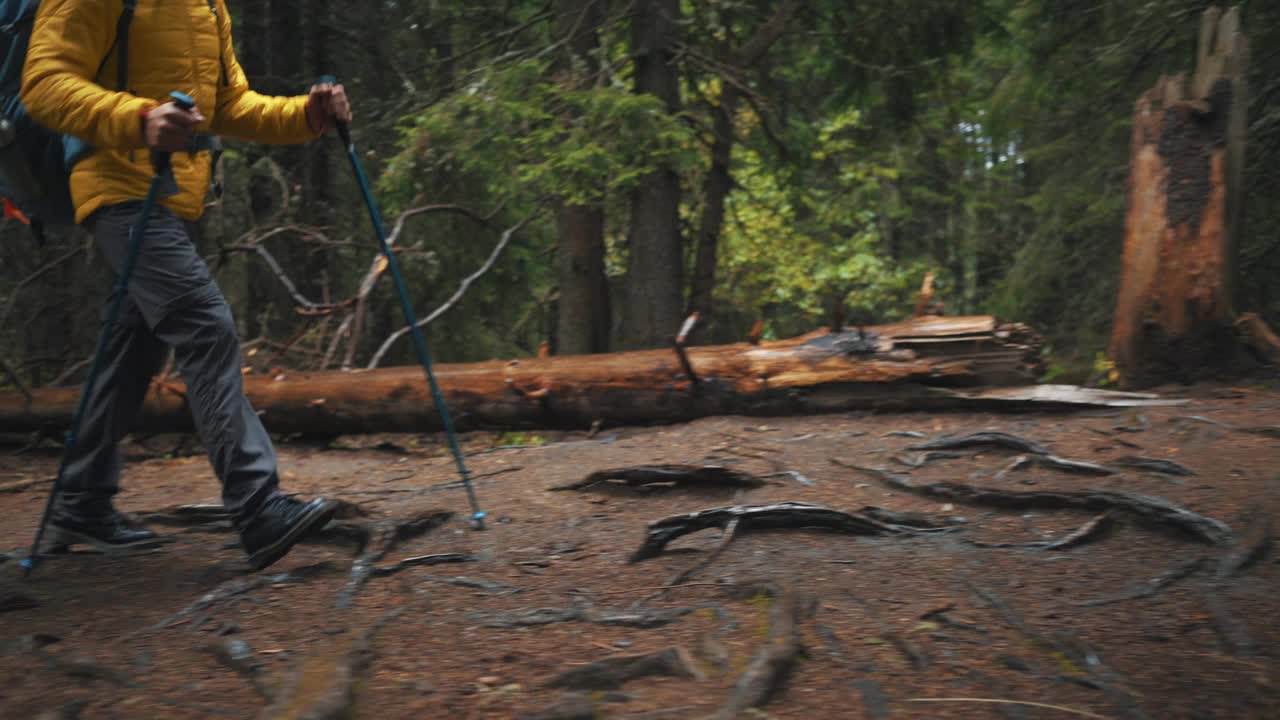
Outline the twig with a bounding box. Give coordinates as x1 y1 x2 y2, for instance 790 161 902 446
590 582 724 596
904 698 1109 719
0 240 87 332
367 210 540 369
1076 557 1205 607
0 353 32 403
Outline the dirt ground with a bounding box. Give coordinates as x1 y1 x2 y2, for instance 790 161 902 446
1 381 1277 720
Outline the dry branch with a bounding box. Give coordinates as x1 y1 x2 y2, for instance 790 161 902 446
839 462 1230 544
1110 456 1195 476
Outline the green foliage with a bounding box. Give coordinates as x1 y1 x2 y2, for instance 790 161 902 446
378 58 698 210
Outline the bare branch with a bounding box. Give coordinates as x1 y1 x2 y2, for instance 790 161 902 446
367 210 541 369
0 239 90 333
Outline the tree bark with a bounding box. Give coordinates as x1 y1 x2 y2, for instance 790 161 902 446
1109 7 1250 389
0 317 1065 435
553 0 610 356
620 0 683 350
688 0 804 336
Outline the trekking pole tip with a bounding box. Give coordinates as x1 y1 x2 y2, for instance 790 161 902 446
470 511 488 530
19 555 37 576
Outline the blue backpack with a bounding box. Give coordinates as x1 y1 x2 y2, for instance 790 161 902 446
0 0 137 238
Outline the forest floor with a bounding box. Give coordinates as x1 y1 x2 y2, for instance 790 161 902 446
0 381 1277 720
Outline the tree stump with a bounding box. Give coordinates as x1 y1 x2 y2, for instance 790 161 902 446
1109 6 1251 388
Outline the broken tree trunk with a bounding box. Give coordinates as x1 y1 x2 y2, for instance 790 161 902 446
0 316 1169 435
1109 6 1252 388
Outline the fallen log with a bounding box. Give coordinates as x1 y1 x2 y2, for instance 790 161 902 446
0 317 1180 435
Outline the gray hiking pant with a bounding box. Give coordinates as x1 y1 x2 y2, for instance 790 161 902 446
57 201 280 520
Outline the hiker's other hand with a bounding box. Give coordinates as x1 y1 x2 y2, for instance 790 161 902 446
306 81 351 134
143 102 205 152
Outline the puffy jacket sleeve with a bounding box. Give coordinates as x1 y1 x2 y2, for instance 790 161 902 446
212 0 317 144
20 0 154 150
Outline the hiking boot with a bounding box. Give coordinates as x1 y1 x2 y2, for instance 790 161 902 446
238 495 338 572
45 510 161 553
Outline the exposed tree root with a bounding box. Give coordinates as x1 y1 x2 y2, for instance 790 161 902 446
967 513 1114 551
892 451 966 468
545 646 704 690
423 576 524 594
0 476 51 494
371 553 475 577
204 638 273 700
860 505 968 529
630 501 929 563
839 462 1230 544
705 585 808 720
0 591 39 613
1032 455 1116 476
971 584 1147 719
549 464 765 492
1109 456 1195 476
907 432 1051 456
850 593 928 670
1077 557 1205 607
34 648 138 688
335 510 454 609
259 607 404 720
1203 591 1255 657
469 606 692 629
148 561 339 631
1216 511 1272 579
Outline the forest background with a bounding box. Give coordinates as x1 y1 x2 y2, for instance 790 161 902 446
3 0 1278 388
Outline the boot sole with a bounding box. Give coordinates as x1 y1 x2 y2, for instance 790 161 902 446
43 526 164 554
245 499 339 572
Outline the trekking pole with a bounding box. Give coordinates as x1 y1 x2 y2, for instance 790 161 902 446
21 92 197 575
319 76 487 530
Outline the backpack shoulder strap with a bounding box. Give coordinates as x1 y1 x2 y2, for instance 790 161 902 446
115 0 136 91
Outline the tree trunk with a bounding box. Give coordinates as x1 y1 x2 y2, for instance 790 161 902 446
620 0 683 350
1109 6 1249 389
688 0 803 337
0 317 1083 435
553 0 609 356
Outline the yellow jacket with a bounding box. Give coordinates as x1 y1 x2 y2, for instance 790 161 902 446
21 0 318 223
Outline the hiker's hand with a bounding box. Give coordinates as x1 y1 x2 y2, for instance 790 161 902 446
143 102 205 153
306 81 351 134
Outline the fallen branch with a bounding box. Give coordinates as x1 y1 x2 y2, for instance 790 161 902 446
1076 557 1205 607
1032 455 1117 476
838 462 1230 544
424 576 524 594
550 464 765 492
367 210 540 369
631 502 923 563
860 505 968 529
907 432 1051 456
706 585 807 720
546 647 704 690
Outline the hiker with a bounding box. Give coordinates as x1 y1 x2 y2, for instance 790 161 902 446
19 0 351 571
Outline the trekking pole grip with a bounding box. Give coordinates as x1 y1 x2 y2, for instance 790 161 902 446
153 91 195 172
316 75 352 146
